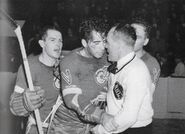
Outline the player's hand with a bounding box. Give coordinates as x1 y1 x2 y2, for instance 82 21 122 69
91 91 107 109
101 113 118 132
23 86 46 112
82 107 104 123
91 125 110 134
100 113 113 126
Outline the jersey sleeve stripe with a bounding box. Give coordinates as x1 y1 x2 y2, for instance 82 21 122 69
63 87 82 96
14 85 25 93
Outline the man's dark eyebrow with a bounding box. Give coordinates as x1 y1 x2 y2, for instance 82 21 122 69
48 37 63 42
92 40 101 43
49 37 56 39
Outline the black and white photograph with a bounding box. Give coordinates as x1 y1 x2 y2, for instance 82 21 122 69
0 0 185 134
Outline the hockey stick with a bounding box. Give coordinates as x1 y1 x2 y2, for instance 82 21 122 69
0 9 44 134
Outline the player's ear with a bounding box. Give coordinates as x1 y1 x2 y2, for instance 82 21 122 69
144 38 149 46
38 40 45 48
81 39 88 48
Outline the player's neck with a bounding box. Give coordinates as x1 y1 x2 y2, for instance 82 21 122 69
39 53 56 67
79 48 93 58
136 49 146 58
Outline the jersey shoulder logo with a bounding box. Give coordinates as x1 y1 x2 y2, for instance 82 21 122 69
113 81 126 100
62 69 72 85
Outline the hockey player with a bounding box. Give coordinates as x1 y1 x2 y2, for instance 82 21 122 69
10 25 63 134
131 17 161 98
52 17 110 134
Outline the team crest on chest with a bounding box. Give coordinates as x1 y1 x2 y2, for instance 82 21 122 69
95 66 109 85
113 81 126 100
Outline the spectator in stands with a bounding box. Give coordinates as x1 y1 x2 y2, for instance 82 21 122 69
160 52 175 77
63 27 81 50
150 29 167 55
27 32 42 56
171 55 185 77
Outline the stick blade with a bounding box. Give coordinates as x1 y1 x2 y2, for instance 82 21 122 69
0 8 18 30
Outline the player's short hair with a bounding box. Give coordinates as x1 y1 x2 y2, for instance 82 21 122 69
131 17 151 38
79 17 110 42
39 25 62 40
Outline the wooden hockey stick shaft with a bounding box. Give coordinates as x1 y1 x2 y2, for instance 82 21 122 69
0 8 43 133
14 26 44 134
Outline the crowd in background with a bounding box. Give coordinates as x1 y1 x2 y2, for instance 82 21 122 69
4 0 185 77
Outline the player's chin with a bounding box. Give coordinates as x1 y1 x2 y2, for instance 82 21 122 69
134 47 140 52
108 55 114 62
53 53 61 59
95 53 104 59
